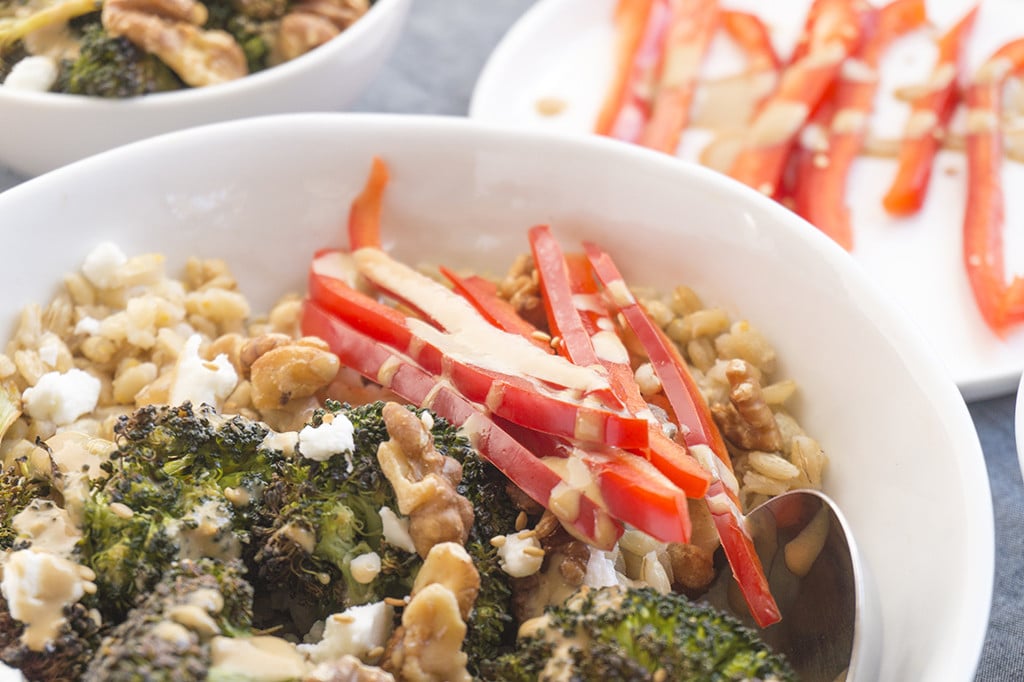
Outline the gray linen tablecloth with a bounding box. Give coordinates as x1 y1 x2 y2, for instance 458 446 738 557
0 0 1020 678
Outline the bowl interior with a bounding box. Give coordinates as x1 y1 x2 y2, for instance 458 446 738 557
0 113 993 681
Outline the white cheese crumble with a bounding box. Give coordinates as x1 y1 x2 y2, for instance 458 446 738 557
298 601 394 664
378 506 416 554
2 56 57 92
1 549 96 651
81 242 128 289
349 552 381 584
73 316 101 336
22 369 101 426
169 334 238 409
297 414 355 463
37 333 62 368
496 530 544 578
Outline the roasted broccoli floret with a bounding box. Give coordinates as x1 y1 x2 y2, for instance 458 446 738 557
203 0 277 72
82 558 252 681
55 21 183 97
486 586 795 682
0 593 103 682
0 459 54 551
79 403 279 617
248 401 421 635
437 418 520 672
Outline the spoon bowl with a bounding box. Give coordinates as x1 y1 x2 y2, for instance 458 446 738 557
702 489 880 682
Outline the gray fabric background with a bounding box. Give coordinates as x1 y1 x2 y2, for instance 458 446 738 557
0 0 1020 678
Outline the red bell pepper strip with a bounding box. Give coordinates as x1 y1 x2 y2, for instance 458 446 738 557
963 38 1024 333
495 417 693 544
595 0 656 137
792 0 927 250
721 10 780 73
583 241 781 627
529 226 711 498
638 0 720 154
438 266 554 353
348 156 388 250
605 0 674 143
727 0 865 198
575 447 692 543
301 299 623 549
883 6 978 216
309 259 650 447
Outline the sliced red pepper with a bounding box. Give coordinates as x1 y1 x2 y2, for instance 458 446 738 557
495 417 693 544
348 156 389 250
583 241 780 627
605 0 674 143
309 259 650 447
595 0 656 137
727 0 866 198
883 6 978 216
301 300 623 549
638 0 720 154
576 447 691 543
530 226 710 497
963 38 1024 333
706 480 780 626
792 0 927 250
438 266 554 353
720 10 780 73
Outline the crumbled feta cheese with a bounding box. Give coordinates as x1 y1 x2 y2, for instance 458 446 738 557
583 548 623 589
496 530 544 578
22 369 101 426
73 316 101 336
37 333 61 368
297 414 355 463
298 601 394 664
169 334 238 408
2 56 57 92
378 506 416 554
1 549 96 650
81 242 127 289
349 552 381 584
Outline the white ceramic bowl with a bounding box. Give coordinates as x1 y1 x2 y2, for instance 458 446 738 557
0 113 993 681
0 0 410 178
1016 372 1024 477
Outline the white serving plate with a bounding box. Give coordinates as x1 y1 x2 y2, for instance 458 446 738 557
0 113 993 681
469 0 1024 402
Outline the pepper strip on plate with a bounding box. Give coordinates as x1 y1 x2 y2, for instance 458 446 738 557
727 0 866 198
792 0 927 250
309 256 650 447
962 38 1024 333
301 299 623 549
529 224 710 498
583 241 781 628
438 266 554 353
882 6 978 216
595 0 656 137
639 0 720 154
603 0 674 143
720 10 779 73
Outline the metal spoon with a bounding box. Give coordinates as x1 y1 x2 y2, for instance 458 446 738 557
701 488 879 682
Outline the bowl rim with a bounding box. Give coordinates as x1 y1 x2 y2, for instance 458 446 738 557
0 111 996 680
0 0 406 108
